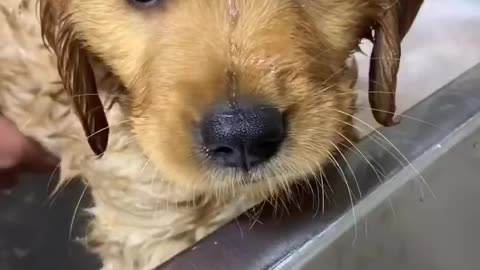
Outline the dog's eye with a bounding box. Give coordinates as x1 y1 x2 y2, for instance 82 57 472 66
128 0 160 8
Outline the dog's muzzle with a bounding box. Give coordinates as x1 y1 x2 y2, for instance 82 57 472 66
199 99 285 172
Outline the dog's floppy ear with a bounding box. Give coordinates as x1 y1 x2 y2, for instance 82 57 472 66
368 0 424 126
38 0 109 156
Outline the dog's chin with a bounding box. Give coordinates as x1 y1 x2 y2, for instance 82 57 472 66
212 167 271 185
199 163 308 199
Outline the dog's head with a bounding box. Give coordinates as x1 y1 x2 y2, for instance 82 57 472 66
38 0 423 197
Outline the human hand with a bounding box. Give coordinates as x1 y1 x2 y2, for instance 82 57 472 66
0 117 59 189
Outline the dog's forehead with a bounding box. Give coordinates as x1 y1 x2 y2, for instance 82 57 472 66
66 0 367 17
60 0 374 86
66 0 372 38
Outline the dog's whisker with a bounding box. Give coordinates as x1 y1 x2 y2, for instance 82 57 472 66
150 168 162 219
84 119 133 140
309 46 336 62
123 135 139 145
316 82 341 94
69 183 89 241
323 146 358 245
47 175 76 207
311 91 443 130
147 162 158 197
267 190 280 221
277 190 290 217
309 172 323 217
249 201 266 230
329 141 362 199
305 162 328 216
301 174 318 213
319 169 334 210
329 135 395 234
330 109 436 199
319 170 328 214
247 206 264 229
46 161 62 193
289 181 303 212
139 158 151 177
334 137 404 226
69 93 130 100
350 105 442 129
298 160 322 213
369 56 402 61
272 163 291 198
320 64 350 86
333 129 387 182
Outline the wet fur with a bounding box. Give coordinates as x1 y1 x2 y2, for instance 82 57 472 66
0 0 422 269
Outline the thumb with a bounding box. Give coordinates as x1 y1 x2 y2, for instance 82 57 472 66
19 136 60 173
0 117 59 173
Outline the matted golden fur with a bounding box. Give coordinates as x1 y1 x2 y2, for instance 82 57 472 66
0 0 423 269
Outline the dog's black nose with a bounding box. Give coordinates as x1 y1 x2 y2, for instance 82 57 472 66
200 100 285 171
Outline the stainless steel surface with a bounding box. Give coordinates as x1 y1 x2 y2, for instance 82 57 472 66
158 64 480 270
0 174 100 270
282 64 480 269
298 118 480 270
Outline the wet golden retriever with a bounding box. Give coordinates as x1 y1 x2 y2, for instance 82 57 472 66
0 0 423 269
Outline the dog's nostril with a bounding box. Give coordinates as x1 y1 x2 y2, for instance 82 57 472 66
211 146 234 155
200 100 285 171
